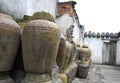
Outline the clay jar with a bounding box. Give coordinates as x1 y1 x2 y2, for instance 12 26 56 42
69 42 76 64
62 41 72 69
101 32 105 38
22 19 60 73
56 37 66 70
84 32 87 37
96 32 100 38
0 14 21 71
77 45 91 62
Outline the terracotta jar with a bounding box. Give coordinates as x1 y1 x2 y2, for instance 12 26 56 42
56 37 66 70
0 14 21 71
22 19 60 73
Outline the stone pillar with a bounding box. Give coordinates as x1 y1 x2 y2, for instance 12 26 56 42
22 12 60 83
0 13 21 83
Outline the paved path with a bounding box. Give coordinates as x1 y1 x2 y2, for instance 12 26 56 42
73 64 120 83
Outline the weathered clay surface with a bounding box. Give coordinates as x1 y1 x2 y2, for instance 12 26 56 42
22 19 60 73
56 38 66 69
62 41 72 69
0 14 21 71
77 45 91 62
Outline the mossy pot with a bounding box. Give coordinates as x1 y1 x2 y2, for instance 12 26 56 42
77 45 91 62
68 42 76 64
22 19 60 73
0 14 21 71
56 38 66 70
62 41 72 69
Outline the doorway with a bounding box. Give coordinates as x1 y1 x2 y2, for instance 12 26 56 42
102 40 117 65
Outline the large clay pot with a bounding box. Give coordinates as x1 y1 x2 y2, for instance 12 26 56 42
62 41 72 69
77 45 91 62
22 19 60 73
56 37 66 69
0 14 21 71
69 42 76 64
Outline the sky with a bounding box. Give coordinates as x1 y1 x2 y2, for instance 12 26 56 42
60 0 120 33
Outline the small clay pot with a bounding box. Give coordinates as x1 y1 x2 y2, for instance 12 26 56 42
77 45 91 62
91 32 96 38
84 32 88 37
106 32 110 38
110 33 114 38
101 32 105 38
96 32 100 38
88 31 92 38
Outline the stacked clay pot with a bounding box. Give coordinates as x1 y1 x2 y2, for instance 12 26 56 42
22 12 60 83
68 42 76 64
77 45 91 78
62 41 72 69
0 13 21 83
65 63 77 83
56 37 66 70
77 45 91 62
